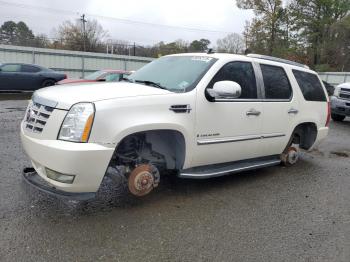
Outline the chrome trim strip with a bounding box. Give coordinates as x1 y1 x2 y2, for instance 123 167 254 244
197 133 285 145
32 93 58 108
179 160 281 178
213 98 292 102
197 135 261 145
261 133 286 139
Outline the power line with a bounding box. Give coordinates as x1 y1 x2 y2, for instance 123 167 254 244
0 0 234 35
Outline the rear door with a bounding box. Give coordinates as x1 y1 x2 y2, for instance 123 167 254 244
0 64 22 91
258 63 299 155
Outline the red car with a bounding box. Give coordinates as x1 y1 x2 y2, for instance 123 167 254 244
57 69 132 85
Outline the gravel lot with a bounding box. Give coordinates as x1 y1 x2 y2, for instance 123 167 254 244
0 98 349 262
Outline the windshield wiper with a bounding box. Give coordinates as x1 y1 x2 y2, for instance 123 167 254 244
134 80 167 90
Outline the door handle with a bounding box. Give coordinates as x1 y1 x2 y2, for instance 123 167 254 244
288 108 299 114
246 109 261 116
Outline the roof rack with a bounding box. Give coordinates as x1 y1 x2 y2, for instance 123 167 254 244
247 54 309 69
207 48 215 54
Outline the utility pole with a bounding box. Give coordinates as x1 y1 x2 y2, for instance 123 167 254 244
133 42 136 56
80 14 87 52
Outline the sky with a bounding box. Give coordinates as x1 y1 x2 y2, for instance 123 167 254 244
0 0 255 46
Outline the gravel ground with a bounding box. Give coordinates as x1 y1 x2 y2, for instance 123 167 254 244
0 98 349 262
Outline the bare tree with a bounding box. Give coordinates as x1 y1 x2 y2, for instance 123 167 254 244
216 33 245 54
237 0 283 55
56 19 108 52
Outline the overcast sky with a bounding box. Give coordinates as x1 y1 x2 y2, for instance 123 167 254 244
0 0 255 46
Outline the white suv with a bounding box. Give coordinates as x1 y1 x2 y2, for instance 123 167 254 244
21 53 330 200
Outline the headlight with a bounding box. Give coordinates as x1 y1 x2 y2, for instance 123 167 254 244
58 103 95 142
333 87 340 98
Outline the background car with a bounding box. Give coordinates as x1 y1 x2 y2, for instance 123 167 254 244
0 63 66 92
56 69 131 85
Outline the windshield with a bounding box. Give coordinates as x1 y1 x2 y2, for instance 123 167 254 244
128 56 217 92
84 71 106 80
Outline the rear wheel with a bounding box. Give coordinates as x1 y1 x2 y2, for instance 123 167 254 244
331 113 345 122
41 79 56 88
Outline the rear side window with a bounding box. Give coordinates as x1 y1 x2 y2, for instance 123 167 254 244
21 65 41 73
260 64 292 100
1 64 21 72
208 61 257 99
292 70 327 102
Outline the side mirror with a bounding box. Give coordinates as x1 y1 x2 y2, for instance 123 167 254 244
207 81 242 100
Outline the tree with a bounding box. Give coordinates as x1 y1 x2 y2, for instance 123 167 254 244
237 0 284 55
189 39 210 52
0 21 35 46
288 0 350 66
217 33 245 54
32 34 50 48
326 15 350 71
56 19 108 52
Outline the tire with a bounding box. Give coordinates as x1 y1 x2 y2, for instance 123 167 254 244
41 79 56 88
331 113 345 122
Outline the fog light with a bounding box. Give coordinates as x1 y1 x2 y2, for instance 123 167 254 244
46 168 75 184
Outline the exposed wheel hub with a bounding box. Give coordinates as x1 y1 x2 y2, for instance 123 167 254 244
128 164 160 196
281 146 299 166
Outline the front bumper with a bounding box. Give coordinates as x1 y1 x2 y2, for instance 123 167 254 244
21 125 115 194
331 96 350 116
23 168 96 200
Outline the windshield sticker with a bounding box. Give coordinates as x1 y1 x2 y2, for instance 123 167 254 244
178 81 189 89
191 56 213 63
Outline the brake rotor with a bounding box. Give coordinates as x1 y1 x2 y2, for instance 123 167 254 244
281 146 299 166
128 164 160 197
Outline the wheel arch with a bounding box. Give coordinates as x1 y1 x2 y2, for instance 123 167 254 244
113 128 187 170
41 78 56 87
289 122 318 150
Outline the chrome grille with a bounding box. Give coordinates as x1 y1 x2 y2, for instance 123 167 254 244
25 102 54 133
339 88 350 100
339 93 350 100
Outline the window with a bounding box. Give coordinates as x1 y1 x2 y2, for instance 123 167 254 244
207 61 257 99
128 56 217 92
1 64 21 72
293 70 327 102
84 70 106 80
105 73 121 82
21 65 41 73
260 64 292 100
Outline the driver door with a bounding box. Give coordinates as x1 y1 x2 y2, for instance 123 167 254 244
193 61 264 167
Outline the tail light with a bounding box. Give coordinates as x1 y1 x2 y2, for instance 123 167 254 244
325 101 331 126
64 74 67 79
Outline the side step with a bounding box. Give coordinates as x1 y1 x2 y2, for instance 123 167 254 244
179 156 281 179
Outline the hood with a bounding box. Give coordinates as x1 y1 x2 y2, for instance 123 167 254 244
57 79 97 85
34 82 171 110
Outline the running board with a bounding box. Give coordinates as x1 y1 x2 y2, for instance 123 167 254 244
179 156 281 179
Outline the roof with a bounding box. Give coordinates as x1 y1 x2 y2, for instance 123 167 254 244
168 52 315 74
